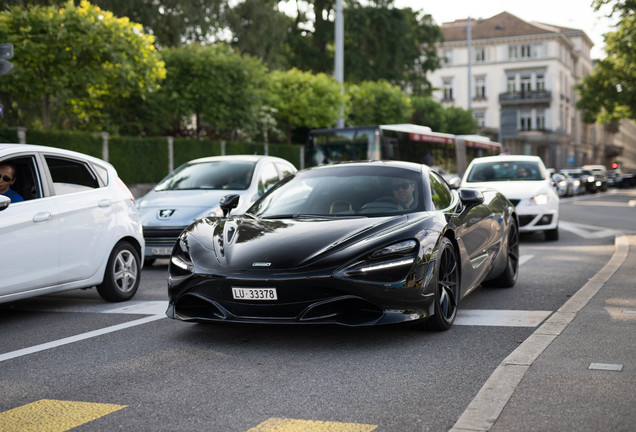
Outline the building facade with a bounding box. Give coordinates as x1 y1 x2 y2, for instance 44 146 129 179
427 12 636 171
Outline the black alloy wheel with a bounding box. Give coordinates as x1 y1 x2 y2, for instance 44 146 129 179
423 237 459 331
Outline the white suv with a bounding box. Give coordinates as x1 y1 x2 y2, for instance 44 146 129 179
461 155 560 241
0 144 144 303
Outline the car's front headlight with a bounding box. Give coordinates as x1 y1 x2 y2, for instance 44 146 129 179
335 240 419 284
529 193 549 206
169 238 194 277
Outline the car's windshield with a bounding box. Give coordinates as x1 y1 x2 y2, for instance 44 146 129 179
248 165 425 218
466 161 544 182
155 161 256 191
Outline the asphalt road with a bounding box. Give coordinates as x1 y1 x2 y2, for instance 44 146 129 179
1 188 634 432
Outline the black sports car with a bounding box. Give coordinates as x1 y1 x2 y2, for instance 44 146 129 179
167 161 519 331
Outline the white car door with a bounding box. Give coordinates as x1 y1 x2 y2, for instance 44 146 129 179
43 154 114 284
0 154 60 297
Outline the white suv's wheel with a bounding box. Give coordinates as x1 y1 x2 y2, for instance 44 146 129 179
97 241 141 302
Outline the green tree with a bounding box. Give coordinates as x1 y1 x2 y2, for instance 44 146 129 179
410 96 446 131
346 80 412 126
441 106 478 135
225 0 292 70
158 43 268 139
0 0 165 130
576 0 636 122
268 68 345 143
93 0 225 47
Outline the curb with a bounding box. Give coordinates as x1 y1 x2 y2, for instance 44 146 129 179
448 234 630 432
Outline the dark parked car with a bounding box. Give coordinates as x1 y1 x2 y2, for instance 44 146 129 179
167 161 519 331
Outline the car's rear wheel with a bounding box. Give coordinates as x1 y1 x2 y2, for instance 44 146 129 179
97 241 141 302
484 221 519 288
421 238 459 331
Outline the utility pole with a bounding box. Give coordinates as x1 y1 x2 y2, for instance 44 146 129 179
467 17 472 112
335 0 345 128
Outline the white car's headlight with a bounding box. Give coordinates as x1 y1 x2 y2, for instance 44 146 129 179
529 193 549 206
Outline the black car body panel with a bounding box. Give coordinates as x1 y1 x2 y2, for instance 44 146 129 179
167 161 518 329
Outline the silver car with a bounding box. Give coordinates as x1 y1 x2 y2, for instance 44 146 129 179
137 155 297 265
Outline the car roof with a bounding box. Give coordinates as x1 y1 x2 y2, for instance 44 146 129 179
187 154 293 165
0 143 112 168
468 155 543 165
306 160 427 174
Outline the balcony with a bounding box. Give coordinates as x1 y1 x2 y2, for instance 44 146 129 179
499 90 552 106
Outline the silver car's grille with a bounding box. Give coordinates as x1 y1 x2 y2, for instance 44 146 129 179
143 228 184 248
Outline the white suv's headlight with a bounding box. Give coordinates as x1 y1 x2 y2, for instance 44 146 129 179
529 193 548 206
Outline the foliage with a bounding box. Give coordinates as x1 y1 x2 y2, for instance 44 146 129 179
268 68 345 143
410 96 446 131
346 80 412 126
441 106 478 135
225 0 292 70
158 43 269 140
0 1 165 131
576 0 636 122
92 0 225 48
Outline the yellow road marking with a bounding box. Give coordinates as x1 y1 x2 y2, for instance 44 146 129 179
0 399 126 432
248 417 377 432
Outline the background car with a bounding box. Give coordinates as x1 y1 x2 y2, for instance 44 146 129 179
137 155 296 265
558 170 583 195
582 164 608 191
461 155 559 241
167 161 519 331
0 144 144 304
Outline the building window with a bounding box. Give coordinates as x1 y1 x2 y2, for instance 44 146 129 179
521 44 532 58
536 109 545 130
442 78 454 101
533 43 545 58
474 76 486 99
508 45 518 59
475 47 486 63
507 75 516 93
443 49 453 65
520 110 532 131
474 111 486 128
536 73 545 91
520 74 532 94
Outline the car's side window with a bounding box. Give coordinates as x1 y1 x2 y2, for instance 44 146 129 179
45 156 101 195
276 162 295 179
1 155 43 201
429 172 453 210
258 163 280 195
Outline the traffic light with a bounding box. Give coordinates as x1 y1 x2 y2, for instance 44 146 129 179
611 162 619 169
0 43 13 75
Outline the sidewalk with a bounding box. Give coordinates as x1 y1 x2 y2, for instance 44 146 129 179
450 234 636 432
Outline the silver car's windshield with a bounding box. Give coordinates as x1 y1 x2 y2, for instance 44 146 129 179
466 161 544 182
248 165 425 218
155 161 256 191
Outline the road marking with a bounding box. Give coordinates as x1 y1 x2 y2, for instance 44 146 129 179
519 254 534 266
0 399 126 432
455 309 552 327
13 299 168 316
559 221 624 239
0 314 165 363
247 418 377 432
588 363 623 372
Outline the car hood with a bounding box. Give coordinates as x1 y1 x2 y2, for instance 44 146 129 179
184 214 428 270
137 189 256 227
462 181 548 199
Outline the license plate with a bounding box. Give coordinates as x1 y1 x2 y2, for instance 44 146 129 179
232 287 278 301
151 247 172 256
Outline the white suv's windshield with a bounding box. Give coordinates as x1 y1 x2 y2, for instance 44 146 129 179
466 161 544 182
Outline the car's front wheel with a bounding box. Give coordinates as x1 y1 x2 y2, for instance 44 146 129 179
484 220 519 288
421 237 459 331
545 226 559 241
97 241 141 302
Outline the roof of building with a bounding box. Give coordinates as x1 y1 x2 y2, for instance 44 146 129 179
441 11 583 42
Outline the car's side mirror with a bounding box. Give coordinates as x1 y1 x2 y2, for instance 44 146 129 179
0 195 10 212
220 194 240 217
458 188 484 205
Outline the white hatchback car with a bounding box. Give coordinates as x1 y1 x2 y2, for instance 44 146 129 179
0 144 144 303
461 155 560 241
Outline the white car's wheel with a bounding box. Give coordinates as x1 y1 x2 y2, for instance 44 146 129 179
97 241 141 302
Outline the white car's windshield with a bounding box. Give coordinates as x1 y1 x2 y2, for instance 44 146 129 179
155 161 256 191
466 161 544 182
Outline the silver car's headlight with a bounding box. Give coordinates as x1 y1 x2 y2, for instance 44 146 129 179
529 193 549 206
